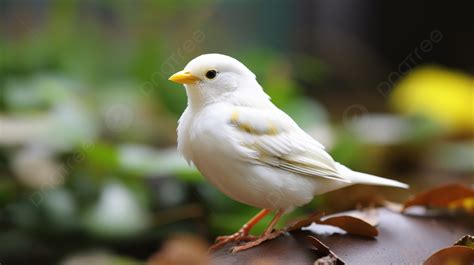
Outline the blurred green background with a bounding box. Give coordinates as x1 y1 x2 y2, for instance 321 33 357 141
0 1 473 264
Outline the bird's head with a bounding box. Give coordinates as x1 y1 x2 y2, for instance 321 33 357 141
168 54 268 108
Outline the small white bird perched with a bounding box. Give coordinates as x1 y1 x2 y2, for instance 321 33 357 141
168 54 408 252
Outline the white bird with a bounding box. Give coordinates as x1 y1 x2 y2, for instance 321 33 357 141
168 53 408 252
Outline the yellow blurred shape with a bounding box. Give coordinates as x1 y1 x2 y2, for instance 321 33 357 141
390 66 474 133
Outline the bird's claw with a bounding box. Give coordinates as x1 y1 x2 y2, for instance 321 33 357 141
209 230 257 252
230 229 285 253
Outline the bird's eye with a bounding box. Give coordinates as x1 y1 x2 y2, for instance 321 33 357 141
205 70 217 79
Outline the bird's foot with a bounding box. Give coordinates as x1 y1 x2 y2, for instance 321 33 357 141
209 230 257 252
230 229 285 253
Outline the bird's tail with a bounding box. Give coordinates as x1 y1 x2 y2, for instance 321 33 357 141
335 163 409 189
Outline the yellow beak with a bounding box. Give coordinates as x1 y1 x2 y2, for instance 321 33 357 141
168 70 200 84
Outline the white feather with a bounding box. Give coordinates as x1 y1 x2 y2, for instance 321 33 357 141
335 163 409 189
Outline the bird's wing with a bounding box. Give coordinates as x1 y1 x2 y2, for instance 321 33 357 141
229 107 350 183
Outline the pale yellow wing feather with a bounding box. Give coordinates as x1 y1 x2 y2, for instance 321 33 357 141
229 107 350 183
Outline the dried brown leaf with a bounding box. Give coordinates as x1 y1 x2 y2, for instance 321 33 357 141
286 212 325 232
403 183 474 210
424 246 474 265
307 235 344 265
318 215 379 238
345 209 379 227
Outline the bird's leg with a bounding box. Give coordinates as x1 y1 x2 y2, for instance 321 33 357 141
231 209 285 253
209 209 270 252
262 209 284 236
